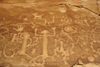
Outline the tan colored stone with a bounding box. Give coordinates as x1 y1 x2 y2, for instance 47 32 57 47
87 56 95 62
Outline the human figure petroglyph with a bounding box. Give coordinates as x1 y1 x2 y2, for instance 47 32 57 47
10 32 26 43
35 27 56 59
55 38 73 55
59 27 80 50
58 40 69 64
41 30 49 58
11 34 17 42
3 32 32 58
3 33 23 58
53 39 71 65
59 41 65 54
18 32 30 55
53 39 58 56
83 19 90 27
3 33 22 58
51 16 55 23
52 27 56 35
32 13 43 19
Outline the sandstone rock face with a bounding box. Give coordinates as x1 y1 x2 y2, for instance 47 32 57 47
0 0 100 67
73 63 100 67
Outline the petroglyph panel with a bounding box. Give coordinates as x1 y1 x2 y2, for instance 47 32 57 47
0 0 100 67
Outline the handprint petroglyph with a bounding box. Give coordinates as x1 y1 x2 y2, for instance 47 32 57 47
13 25 25 32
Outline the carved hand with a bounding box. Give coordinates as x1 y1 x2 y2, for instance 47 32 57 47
13 25 25 32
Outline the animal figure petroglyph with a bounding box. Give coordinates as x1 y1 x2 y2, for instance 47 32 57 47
32 13 43 19
44 17 55 25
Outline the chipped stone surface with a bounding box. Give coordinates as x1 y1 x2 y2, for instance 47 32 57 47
73 63 100 67
0 0 100 67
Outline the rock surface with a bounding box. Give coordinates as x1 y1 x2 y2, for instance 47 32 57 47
0 0 100 67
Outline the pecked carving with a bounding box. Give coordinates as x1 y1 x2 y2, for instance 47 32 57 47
13 25 25 32
0 1 100 67
32 13 43 20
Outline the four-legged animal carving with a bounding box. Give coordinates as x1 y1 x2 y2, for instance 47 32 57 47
32 13 43 19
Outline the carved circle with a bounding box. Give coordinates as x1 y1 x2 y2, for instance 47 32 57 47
63 25 76 33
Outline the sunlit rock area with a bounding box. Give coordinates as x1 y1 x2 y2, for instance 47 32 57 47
0 0 100 67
